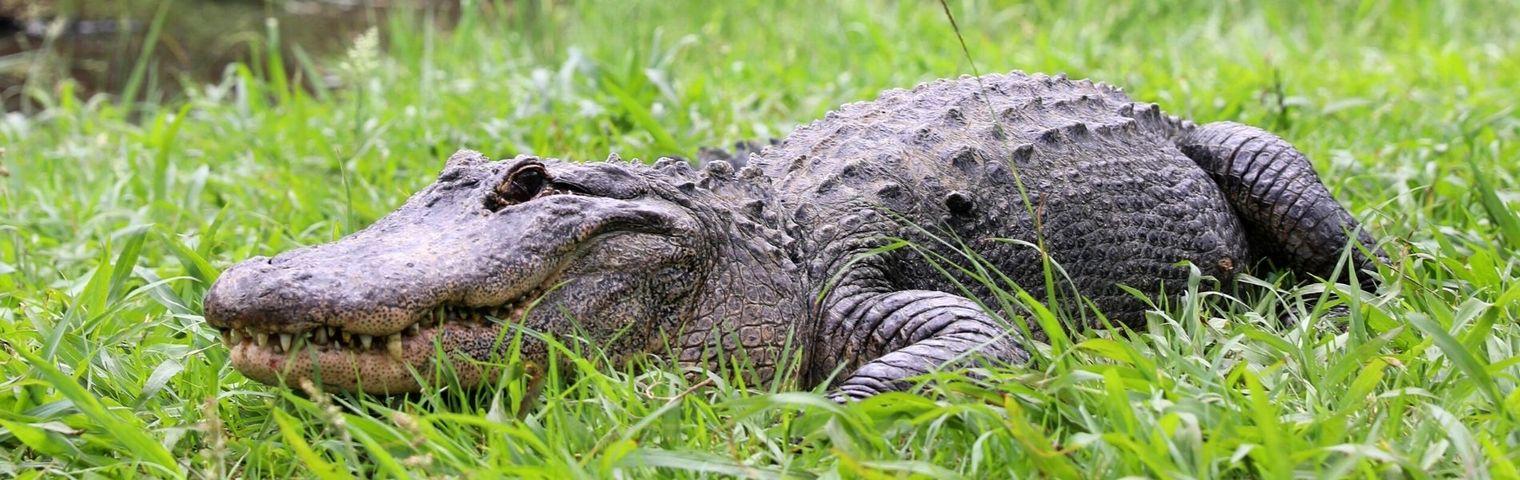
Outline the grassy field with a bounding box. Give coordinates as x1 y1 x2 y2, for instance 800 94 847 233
3 0 1520 477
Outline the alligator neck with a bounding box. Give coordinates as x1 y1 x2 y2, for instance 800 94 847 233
649 158 808 383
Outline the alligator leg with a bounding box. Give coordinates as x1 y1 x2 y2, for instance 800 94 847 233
816 289 1028 401
1177 122 1387 291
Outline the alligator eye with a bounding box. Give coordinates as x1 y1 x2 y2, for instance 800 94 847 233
485 161 555 211
502 163 548 203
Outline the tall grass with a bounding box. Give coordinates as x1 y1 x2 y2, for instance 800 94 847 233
1 0 1518 477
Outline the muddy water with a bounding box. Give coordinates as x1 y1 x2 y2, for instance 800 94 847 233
0 0 457 112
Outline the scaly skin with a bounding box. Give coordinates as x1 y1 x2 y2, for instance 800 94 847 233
202 71 1385 398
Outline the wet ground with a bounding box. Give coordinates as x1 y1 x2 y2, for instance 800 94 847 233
0 0 457 112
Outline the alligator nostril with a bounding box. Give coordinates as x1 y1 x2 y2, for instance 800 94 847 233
944 191 975 216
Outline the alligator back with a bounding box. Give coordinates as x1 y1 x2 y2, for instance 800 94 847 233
754 72 1252 323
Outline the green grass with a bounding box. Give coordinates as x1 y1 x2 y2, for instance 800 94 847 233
3 0 1520 477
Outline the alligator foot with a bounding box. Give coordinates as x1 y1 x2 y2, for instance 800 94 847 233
817 290 1029 401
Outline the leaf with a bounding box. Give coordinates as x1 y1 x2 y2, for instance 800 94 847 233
1075 338 1134 365
345 418 410 478
1102 367 1138 433
621 448 804 479
150 104 192 202
119 0 172 112
1404 312 1502 406
272 409 354 480
1241 368 1290 477
1466 147 1520 250
107 225 150 303
1000 396 1081 478
133 359 184 409
1324 326 1401 386
1427 405 1482 475
602 79 684 157
1480 436 1520 479
15 349 182 478
159 231 219 288
45 253 113 359
1338 358 1386 412
0 418 84 461
1238 325 1298 357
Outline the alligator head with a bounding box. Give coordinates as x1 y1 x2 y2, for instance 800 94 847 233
203 150 729 394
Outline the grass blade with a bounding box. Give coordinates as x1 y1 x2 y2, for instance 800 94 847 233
119 0 173 113
1404 313 1503 407
1465 147 1520 251
15 349 183 478
272 409 355 480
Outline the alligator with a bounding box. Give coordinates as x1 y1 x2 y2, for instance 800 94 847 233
202 72 1386 399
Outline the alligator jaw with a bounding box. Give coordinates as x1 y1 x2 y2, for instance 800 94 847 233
218 304 503 359
214 281 555 394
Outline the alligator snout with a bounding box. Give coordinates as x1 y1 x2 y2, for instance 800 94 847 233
205 245 433 336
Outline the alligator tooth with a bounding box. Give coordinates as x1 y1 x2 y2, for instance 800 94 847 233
231 329 244 345
341 330 353 344
360 335 373 349
408 323 420 335
314 327 328 344
386 334 404 360
219 329 232 345
255 333 269 347
279 334 292 352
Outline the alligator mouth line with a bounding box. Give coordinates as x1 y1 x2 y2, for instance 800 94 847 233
214 282 554 363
